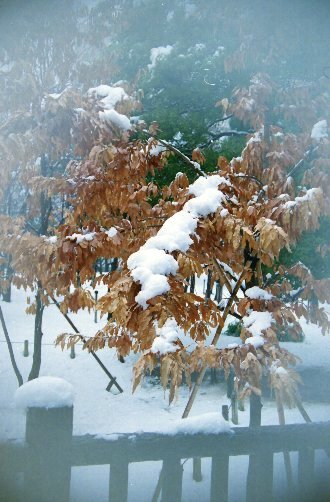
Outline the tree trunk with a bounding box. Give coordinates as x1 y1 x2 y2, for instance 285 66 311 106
0 306 23 386
28 286 44 381
205 270 212 300
189 274 195 294
1 281 11 302
1 257 13 302
214 280 222 303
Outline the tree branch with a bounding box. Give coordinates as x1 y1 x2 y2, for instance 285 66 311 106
142 130 206 178
182 264 250 418
0 306 23 387
234 174 264 188
287 146 318 179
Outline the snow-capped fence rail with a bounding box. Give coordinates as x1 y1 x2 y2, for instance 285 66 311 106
1 405 330 501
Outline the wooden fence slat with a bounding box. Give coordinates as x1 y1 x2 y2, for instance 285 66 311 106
25 406 73 502
193 457 202 481
246 450 273 502
298 447 314 500
161 457 183 502
109 459 129 502
0 463 18 502
210 453 229 502
0 440 26 501
70 422 330 465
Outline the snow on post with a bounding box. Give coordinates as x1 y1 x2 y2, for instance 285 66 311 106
14 376 74 410
20 377 74 501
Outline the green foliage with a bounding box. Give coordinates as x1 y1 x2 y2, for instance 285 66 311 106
276 325 304 343
224 321 242 337
280 217 330 279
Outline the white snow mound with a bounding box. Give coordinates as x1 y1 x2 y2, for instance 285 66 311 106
311 120 328 142
160 412 232 435
14 377 74 410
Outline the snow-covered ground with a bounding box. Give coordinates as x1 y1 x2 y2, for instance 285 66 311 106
1 287 330 501
1 286 330 440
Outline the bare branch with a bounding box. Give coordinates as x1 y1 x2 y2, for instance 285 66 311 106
142 130 206 178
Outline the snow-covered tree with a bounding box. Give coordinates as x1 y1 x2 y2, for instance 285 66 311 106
54 74 330 414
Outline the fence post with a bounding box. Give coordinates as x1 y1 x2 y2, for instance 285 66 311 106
211 452 229 502
25 405 73 502
161 456 183 502
23 339 29 357
249 393 262 427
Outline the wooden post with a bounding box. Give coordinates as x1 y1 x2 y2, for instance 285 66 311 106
249 393 262 427
193 457 202 481
70 345 75 359
222 404 229 421
211 453 229 502
210 368 217 384
247 392 265 502
109 458 129 502
23 339 29 357
298 447 314 499
246 449 273 502
275 389 294 497
25 406 73 502
0 442 19 501
227 366 238 424
161 457 183 502
231 390 238 425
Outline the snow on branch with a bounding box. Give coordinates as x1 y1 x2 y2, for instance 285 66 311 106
311 119 328 142
127 175 230 308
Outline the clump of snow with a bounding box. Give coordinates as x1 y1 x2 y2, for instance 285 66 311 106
275 366 288 375
105 227 117 238
48 92 62 100
128 249 178 309
245 335 265 348
66 232 95 244
184 189 224 217
128 175 229 308
160 412 232 435
243 311 273 335
148 45 173 70
245 286 272 301
45 235 57 244
14 377 74 410
166 10 174 22
144 211 197 253
283 188 321 210
147 139 167 157
128 248 178 277
188 174 230 196
311 120 328 142
151 319 180 355
87 85 128 110
99 109 131 130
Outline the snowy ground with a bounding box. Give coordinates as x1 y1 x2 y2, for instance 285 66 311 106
1 287 330 501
